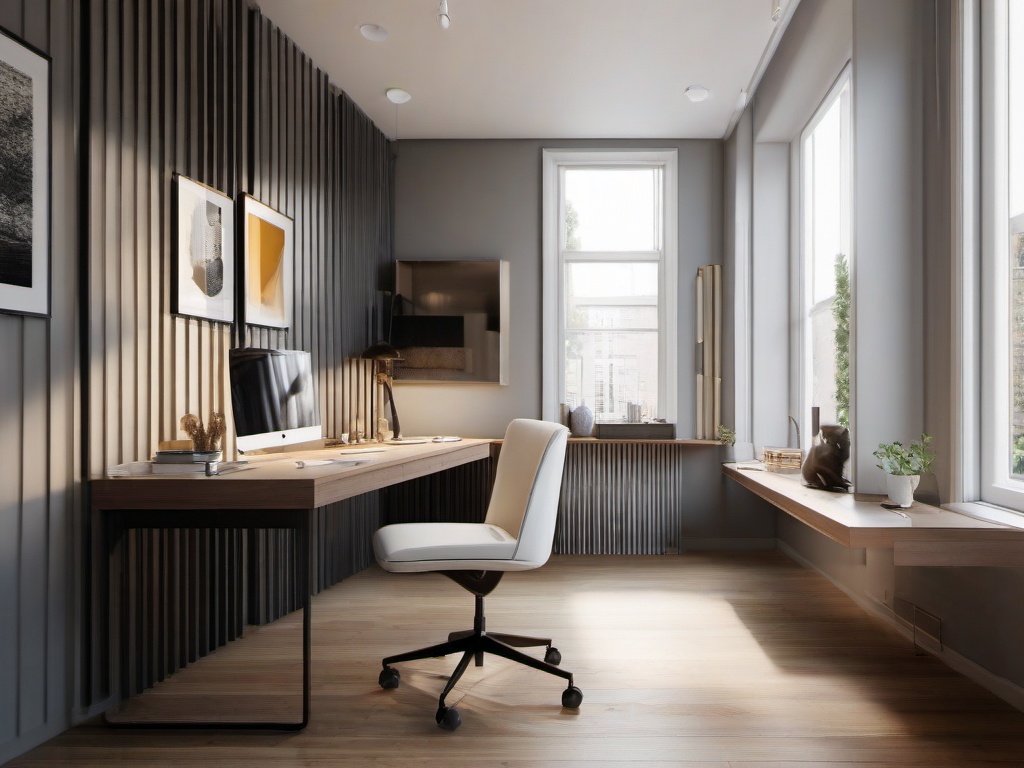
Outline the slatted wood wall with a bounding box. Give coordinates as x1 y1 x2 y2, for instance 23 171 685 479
0 1 81 762
82 0 393 701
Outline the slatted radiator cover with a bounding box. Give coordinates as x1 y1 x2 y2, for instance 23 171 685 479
556 442 693 555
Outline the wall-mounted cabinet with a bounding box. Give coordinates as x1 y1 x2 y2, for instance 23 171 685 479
392 260 509 385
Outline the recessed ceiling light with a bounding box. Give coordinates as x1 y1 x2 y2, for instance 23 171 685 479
359 24 388 42
685 85 710 103
386 88 411 104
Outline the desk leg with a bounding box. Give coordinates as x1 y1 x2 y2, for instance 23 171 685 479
104 510 312 731
299 509 313 729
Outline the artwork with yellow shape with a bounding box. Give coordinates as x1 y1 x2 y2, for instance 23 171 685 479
243 195 292 329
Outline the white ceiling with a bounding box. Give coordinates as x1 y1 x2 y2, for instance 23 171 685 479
254 0 787 140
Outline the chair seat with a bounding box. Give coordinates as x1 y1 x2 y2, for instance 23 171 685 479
373 522 535 573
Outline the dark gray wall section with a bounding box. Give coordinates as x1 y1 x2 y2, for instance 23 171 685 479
0 0 394 762
392 138 723 439
0 1 79 763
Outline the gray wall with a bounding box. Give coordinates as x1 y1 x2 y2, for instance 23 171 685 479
393 139 723 439
728 0 1024 705
0 1 79 762
0 0 394 762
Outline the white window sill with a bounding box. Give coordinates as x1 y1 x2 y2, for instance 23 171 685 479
943 501 1024 530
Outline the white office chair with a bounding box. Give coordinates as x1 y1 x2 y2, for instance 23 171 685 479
372 418 580 730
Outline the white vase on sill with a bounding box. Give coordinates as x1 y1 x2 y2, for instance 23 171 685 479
885 473 920 509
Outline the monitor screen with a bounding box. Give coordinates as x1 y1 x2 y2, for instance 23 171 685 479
229 348 323 452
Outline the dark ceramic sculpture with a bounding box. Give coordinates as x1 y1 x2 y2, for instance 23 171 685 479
802 424 852 492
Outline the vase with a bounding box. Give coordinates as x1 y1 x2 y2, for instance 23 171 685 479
885 473 920 509
569 405 594 437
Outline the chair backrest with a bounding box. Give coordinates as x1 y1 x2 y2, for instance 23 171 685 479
483 419 569 568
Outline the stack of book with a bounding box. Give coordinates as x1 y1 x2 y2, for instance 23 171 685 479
151 450 222 475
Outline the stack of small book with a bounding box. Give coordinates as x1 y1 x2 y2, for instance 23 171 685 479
151 450 222 475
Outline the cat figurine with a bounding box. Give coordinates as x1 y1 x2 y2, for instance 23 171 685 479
801 424 852 492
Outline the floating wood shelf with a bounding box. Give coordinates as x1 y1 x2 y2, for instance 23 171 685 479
723 463 1024 566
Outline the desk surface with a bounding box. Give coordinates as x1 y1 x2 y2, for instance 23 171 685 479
92 438 492 511
724 463 1024 566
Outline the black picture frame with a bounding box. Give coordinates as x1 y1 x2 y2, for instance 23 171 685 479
0 25 51 318
171 174 235 324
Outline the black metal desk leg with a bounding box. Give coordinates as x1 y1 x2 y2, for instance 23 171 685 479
299 509 313 728
103 510 312 731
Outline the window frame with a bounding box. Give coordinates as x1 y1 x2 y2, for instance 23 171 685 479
978 0 1024 510
791 66 853 445
541 149 678 424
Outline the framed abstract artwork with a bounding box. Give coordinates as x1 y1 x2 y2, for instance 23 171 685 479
0 26 50 318
242 194 292 329
172 174 234 323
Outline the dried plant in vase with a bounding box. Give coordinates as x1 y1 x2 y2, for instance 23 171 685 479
180 412 226 453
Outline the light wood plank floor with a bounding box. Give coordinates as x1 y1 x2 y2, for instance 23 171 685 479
10 552 1024 767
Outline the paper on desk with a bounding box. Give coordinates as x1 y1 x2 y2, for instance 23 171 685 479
106 461 153 477
294 459 365 469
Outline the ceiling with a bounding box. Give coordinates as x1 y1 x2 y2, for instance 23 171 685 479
254 0 791 140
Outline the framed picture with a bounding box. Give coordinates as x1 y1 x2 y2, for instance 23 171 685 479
242 194 292 329
172 174 234 323
0 27 50 318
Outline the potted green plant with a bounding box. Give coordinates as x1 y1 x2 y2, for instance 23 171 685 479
872 434 935 508
716 424 737 462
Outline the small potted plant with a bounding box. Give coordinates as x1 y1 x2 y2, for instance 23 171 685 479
717 424 737 462
872 434 935 508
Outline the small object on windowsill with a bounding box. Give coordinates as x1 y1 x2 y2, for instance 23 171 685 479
733 461 765 471
762 447 803 473
593 422 675 440
431 436 461 443
880 502 911 518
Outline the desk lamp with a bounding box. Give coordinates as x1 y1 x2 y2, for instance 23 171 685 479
362 341 403 442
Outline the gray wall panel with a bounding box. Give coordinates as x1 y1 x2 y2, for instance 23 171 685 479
0 0 393 761
0 0 81 762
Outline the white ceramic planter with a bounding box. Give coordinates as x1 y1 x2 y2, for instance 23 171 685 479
885 473 920 508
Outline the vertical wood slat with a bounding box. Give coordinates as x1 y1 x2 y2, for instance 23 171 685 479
555 443 690 555
84 0 394 697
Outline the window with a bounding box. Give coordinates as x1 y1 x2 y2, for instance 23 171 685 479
542 150 677 424
980 0 1024 509
796 71 852 441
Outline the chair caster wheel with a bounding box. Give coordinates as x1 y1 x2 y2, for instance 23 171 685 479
436 705 461 731
561 685 583 709
379 667 400 689
544 646 561 666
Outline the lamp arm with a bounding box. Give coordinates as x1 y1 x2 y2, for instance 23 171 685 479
382 378 402 439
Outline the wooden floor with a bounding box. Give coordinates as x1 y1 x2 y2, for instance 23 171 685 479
11 552 1024 767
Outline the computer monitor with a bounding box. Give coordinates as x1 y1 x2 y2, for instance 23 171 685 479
229 348 323 452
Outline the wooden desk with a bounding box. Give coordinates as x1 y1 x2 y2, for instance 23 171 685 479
723 463 1024 565
95 439 491 730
